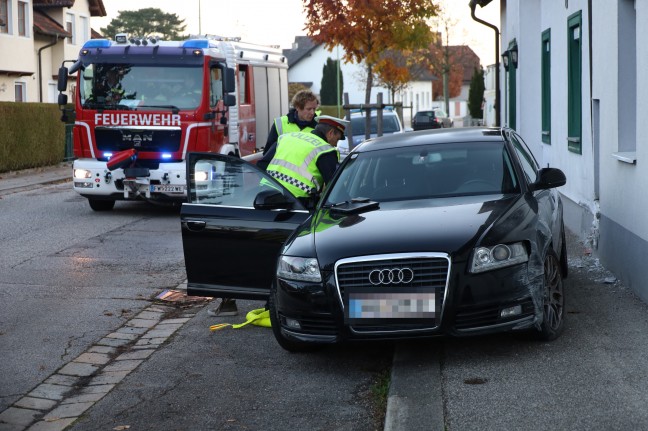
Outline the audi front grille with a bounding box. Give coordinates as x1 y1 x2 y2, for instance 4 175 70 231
334 253 450 333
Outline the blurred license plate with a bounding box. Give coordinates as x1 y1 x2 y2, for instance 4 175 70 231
150 185 185 193
348 292 435 319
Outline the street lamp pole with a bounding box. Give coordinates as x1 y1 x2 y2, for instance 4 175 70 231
198 0 202 35
469 0 500 127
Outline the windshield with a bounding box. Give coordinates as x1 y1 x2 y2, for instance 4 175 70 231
79 64 203 110
325 142 520 204
351 114 401 136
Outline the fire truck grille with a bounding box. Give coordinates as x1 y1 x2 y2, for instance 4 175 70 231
95 128 182 154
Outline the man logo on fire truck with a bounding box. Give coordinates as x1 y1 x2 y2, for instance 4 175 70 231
57 34 289 212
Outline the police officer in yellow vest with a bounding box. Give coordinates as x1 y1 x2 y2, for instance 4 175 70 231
263 90 320 155
264 115 349 209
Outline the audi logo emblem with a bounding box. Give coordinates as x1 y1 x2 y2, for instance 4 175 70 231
368 268 415 285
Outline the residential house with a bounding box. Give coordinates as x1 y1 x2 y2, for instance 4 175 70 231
482 63 497 126
393 44 481 126
284 36 481 126
284 35 385 106
0 0 106 103
500 1 648 302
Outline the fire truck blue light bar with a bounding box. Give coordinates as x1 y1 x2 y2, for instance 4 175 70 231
183 40 209 49
83 39 111 49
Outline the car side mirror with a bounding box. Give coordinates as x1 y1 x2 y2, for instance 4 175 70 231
253 189 294 210
529 167 566 191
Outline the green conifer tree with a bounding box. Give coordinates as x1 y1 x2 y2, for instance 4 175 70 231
468 67 485 120
320 58 343 106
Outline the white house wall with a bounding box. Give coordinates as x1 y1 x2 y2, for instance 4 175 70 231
503 0 596 243
0 0 93 103
592 0 648 302
0 1 35 102
287 44 389 105
483 64 496 126
506 0 648 302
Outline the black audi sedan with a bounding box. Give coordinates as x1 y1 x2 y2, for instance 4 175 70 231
180 127 568 351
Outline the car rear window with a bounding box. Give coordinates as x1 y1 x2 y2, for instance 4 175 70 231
351 115 401 136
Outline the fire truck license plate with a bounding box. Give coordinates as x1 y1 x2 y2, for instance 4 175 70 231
150 185 185 193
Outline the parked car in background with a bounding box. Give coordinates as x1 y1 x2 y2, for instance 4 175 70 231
412 108 454 131
338 109 406 157
412 110 442 130
433 108 454 128
180 127 568 352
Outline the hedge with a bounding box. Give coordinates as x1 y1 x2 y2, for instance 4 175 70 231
0 102 66 173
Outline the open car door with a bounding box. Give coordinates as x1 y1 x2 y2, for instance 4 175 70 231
180 153 309 300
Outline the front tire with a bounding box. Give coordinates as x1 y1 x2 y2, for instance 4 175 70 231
88 199 115 211
535 250 565 341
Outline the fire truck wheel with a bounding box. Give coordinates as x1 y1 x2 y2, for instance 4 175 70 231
88 199 115 211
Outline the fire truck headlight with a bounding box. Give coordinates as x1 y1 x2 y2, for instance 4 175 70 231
74 168 92 179
194 171 209 182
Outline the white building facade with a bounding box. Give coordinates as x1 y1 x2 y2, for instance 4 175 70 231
502 0 648 301
286 38 479 128
0 0 104 103
287 43 387 106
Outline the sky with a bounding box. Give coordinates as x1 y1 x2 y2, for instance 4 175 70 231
92 0 501 66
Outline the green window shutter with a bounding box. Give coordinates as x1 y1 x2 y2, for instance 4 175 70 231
541 29 551 144
567 11 582 154
508 40 517 130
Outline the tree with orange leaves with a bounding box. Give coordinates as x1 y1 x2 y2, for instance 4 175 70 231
373 50 411 103
303 0 439 104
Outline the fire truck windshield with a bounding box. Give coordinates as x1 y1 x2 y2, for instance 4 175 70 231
80 64 203 110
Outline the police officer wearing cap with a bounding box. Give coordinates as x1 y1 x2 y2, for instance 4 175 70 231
261 115 348 208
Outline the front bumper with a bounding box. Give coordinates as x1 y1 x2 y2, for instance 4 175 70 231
273 254 544 344
72 159 187 201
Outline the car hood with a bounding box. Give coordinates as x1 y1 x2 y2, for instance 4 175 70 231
288 194 532 268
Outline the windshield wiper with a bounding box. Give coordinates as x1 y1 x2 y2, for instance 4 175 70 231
83 101 132 111
325 197 379 215
137 104 179 110
136 104 180 114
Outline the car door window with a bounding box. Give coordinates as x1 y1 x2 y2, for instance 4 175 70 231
187 153 301 208
509 132 539 184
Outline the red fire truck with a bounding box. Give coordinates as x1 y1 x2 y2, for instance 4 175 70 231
57 34 288 211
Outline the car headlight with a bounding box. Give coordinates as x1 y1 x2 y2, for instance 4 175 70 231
194 170 209 181
469 242 528 273
277 256 322 282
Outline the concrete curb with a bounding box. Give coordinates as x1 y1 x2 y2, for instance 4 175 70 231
384 343 444 431
0 162 72 195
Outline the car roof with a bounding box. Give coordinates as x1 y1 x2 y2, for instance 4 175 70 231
353 127 506 153
350 109 398 117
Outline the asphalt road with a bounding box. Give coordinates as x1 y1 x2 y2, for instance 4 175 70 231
2 167 648 430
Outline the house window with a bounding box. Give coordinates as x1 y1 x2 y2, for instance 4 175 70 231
79 15 89 44
0 0 9 34
615 0 636 159
541 29 551 144
15 82 26 102
567 11 582 154
66 13 75 45
18 0 27 36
